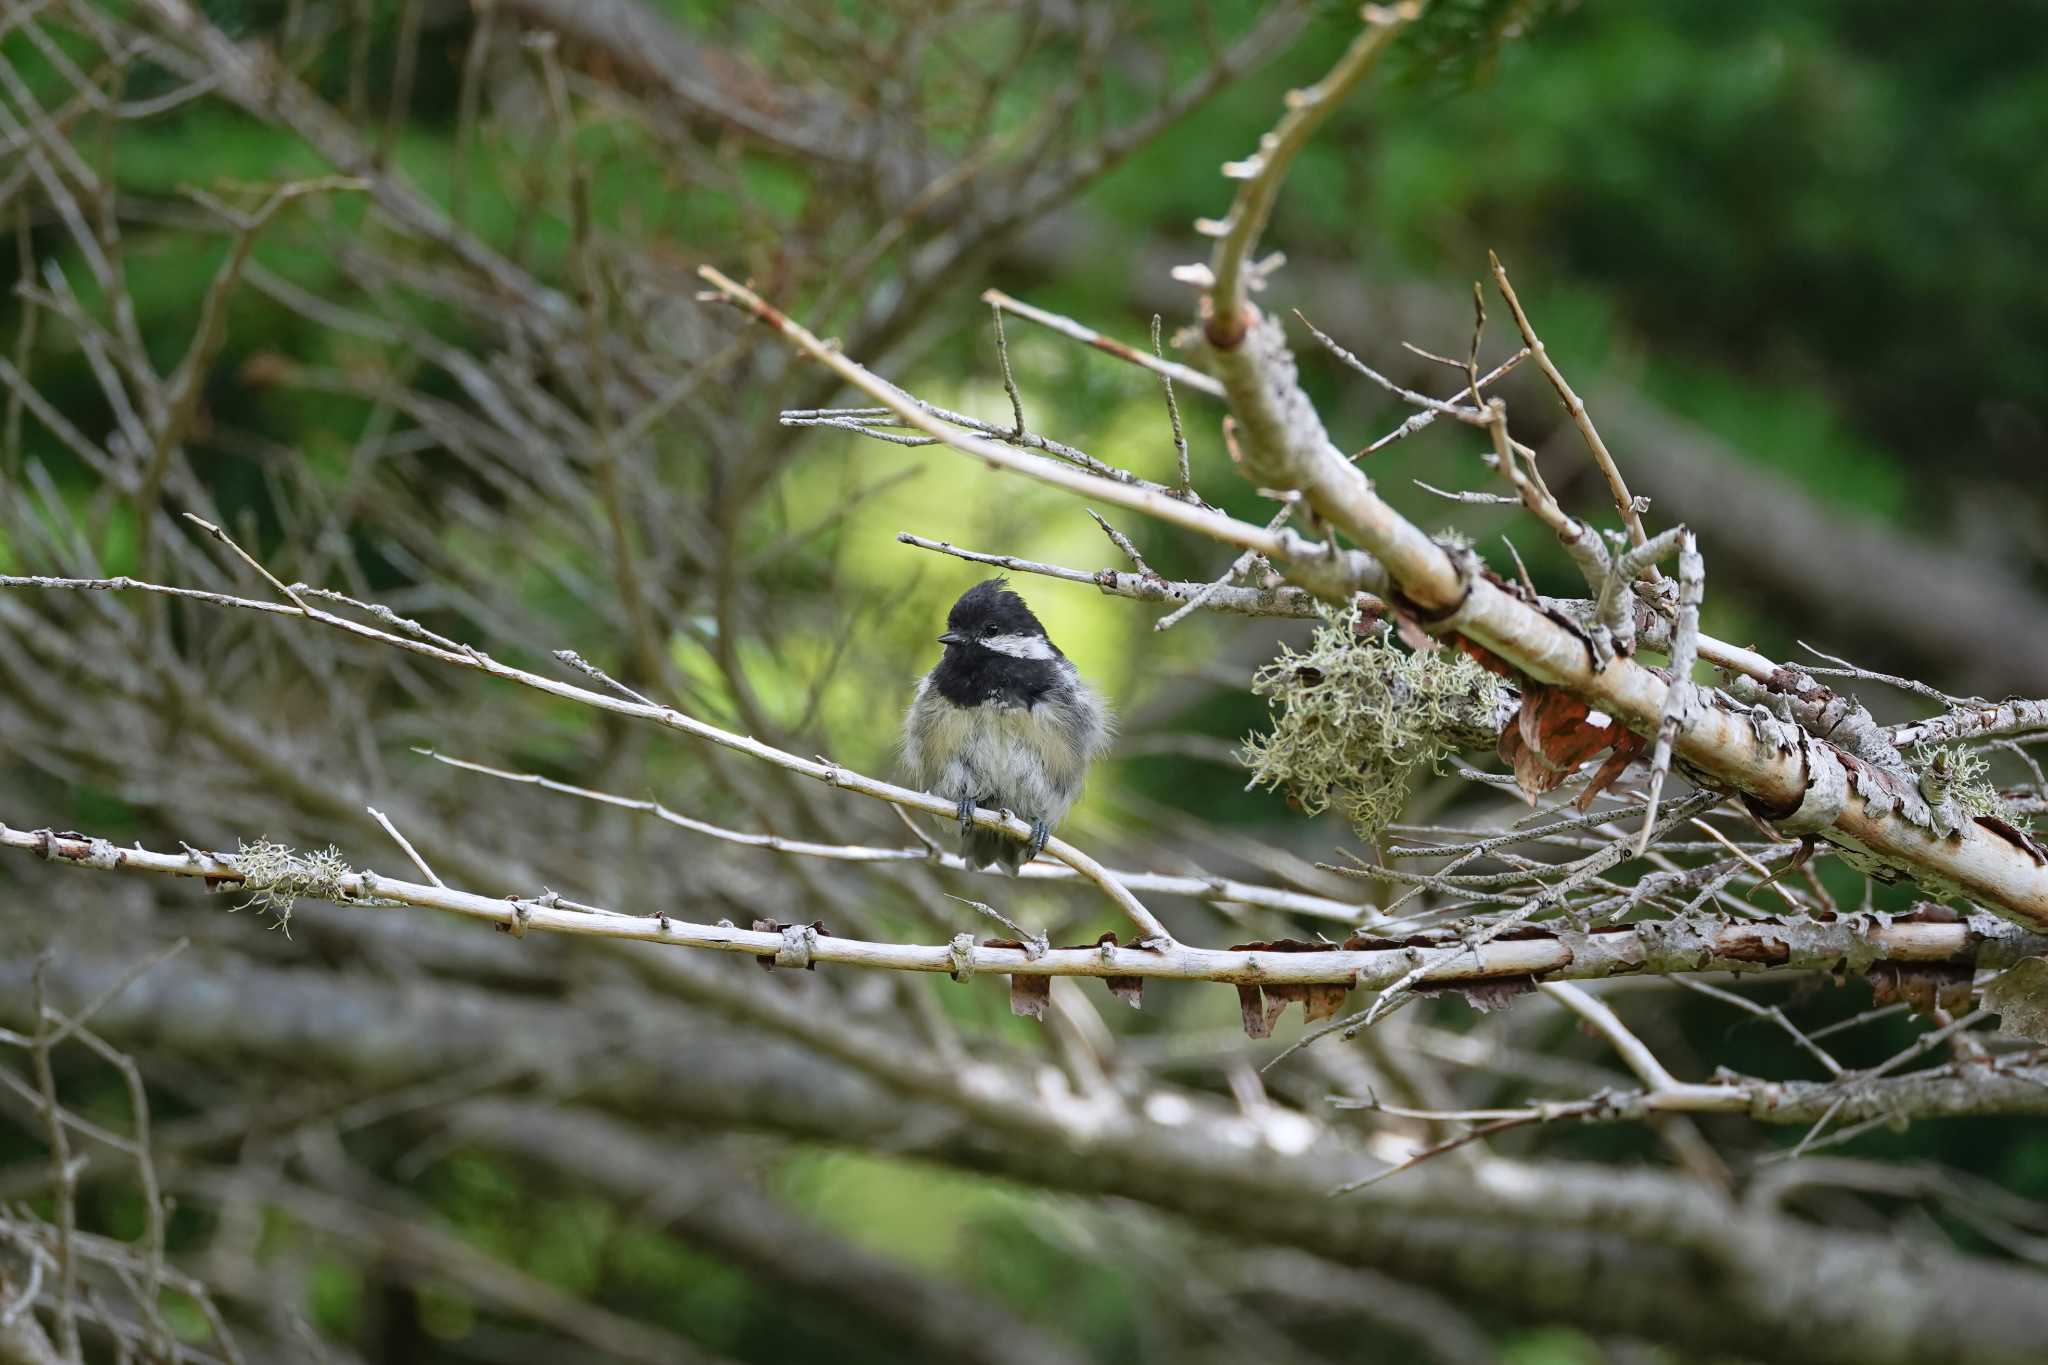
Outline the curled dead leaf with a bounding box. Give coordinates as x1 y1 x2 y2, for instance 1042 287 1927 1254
1010 973 1050 1020
1415 975 1537 1014
1498 682 1640 801
1868 961 1974 1017
1227 939 1357 1038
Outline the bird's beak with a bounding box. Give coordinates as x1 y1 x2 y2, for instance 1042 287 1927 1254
938 631 967 646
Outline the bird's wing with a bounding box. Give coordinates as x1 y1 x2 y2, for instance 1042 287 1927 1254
899 673 938 788
1075 675 1116 762
1022 669 1114 803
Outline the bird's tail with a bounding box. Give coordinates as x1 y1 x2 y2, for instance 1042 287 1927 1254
962 827 1028 875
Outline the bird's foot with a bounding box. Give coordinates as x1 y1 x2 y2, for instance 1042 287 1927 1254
955 795 978 836
1024 819 1052 864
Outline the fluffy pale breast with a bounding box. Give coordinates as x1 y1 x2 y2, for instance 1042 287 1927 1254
902 677 1095 824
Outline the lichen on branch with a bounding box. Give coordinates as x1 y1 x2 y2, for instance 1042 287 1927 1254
1913 742 2032 830
1240 606 1505 840
231 838 355 932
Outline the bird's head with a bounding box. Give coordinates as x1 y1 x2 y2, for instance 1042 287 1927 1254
937 578 1057 660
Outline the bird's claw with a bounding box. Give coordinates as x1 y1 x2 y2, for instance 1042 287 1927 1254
1025 819 1052 864
956 795 978 835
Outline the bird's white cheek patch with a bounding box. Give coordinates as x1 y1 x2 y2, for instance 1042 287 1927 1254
982 633 1055 660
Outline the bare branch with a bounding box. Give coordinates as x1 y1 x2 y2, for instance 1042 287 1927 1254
1362 349 1530 458
700 265 1386 604
893 532 1323 618
1890 698 2048 749
981 288 1224 397
9 827 2042 1002
1153 314 1193 493
416 747 1370 923
1488 250 1653 558
1200 4 1421 347
1638 529 1702 851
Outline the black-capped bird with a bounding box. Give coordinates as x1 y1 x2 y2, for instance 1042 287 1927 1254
903 579 1113 873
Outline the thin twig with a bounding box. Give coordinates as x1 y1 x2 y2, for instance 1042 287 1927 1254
1637 528 1700 852
1296 311 1489 429
1087 510 1157 578
1488 251 1651 558
1154 314 1193 493
180 512 307 611
367 805 443 888
980 288 1224 397
1153 504 1294 632
989 299 1026 435
894 531 1323 619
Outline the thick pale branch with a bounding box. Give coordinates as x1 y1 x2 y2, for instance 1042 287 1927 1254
1202 3 1422 346
6 825 2042 992
1183 18 2048 933
1441 573 2048 928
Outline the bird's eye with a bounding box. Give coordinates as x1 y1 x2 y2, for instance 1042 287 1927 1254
981 623 998 638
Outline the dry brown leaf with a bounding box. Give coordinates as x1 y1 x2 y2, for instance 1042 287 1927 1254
1868 961 1974 1017
1499 682 1636 800
1226 940 1357 1038
1415 975 1538 1014
1010 973 1050 1020
1575 732 1648 811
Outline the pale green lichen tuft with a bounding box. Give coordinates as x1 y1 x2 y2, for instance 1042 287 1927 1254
232 838 354 934
1240 607 1505 842
1912 743 2032 830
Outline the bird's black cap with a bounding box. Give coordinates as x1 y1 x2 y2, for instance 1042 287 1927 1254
941 578 1047 644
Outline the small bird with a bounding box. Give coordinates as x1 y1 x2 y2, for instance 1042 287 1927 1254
902 578 1113 873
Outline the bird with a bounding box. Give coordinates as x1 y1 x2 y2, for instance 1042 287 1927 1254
902 578 1113 874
